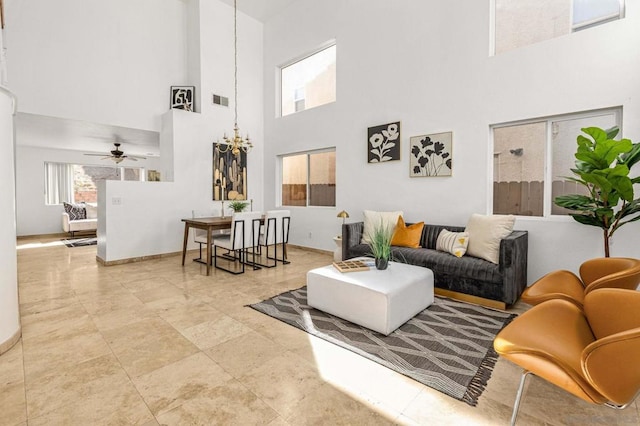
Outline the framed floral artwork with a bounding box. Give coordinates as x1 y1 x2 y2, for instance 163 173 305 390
367 121 400 163
409 132 453 177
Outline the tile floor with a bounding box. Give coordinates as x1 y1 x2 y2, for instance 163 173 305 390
1 236 638 425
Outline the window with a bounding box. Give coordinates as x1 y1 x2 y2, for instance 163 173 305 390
573 0 623 30
45 162 144 205
293 87 305 113
281 149 336 207
494 0 624 54
492 108 621 217
280 43 336 116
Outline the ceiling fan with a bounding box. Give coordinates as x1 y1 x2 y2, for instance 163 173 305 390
84 142 146 164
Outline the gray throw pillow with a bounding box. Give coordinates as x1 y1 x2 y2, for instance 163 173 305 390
63 202 87 220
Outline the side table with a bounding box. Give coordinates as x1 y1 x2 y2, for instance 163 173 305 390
332 236 342 262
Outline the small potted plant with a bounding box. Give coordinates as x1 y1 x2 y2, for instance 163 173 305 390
228 200 249 213
368 221 393 270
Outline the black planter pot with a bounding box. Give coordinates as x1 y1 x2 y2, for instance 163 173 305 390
375 257 388 270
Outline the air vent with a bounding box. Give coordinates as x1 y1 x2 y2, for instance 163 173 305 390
212 94 229 107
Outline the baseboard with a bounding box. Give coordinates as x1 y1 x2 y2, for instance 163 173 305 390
0 327 21 355
96 250 182 266
96 244 330 267
17 232 68 240
287 244 332 256
434 288 507 311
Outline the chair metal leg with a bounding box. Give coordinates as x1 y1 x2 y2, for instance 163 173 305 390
510 371 532 426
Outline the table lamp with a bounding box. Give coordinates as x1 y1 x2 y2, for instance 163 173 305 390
337 210 349 224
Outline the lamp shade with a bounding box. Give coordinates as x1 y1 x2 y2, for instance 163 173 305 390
337 210 349 219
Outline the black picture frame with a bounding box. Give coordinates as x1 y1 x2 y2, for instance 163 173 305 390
367 121 401 163
170 86 195 112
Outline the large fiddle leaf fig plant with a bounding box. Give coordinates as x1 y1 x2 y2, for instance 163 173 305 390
554 126 640 257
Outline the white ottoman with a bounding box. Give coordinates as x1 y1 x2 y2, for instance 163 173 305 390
307 260 434 335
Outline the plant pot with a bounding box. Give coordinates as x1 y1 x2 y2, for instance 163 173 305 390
375 257 388 270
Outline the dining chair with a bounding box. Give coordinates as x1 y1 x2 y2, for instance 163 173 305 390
257 209 291 267
213 211 262 274
192 210 230 264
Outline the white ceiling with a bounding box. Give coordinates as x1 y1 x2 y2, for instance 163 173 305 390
16 113 160 157
218 0 298 22
15 1 297 156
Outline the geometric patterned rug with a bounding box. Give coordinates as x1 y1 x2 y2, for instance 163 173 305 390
62 237 97 248
249 286 516 406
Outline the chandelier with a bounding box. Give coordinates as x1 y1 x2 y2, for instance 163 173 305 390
216 0 252 156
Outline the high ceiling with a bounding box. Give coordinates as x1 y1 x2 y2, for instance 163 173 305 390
218 0 298 22
15 0 298 155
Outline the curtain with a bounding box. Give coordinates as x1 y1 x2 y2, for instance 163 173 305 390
44 162 73 205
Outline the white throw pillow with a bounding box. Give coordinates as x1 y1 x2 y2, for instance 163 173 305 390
436 229 469 258
85 203 98 219
361 210 403 244
465 214 515 264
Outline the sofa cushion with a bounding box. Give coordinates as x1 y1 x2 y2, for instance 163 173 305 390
391 216 423 248
347 244 502 285
68 218 98 232
420 224 465 249
392 247 502 284
465 214 515 264
436 229 469 258
63 202 86 220
362 210 403 244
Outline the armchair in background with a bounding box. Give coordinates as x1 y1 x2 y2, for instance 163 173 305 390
521 257 640 309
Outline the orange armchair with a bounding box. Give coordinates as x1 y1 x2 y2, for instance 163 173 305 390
494 288 640 425
521 257 640 308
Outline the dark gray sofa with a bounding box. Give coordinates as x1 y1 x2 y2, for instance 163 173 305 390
341 222 528 308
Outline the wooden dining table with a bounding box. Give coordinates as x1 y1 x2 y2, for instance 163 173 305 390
181 216 233 276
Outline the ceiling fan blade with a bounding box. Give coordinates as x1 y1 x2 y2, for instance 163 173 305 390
84 153 106 157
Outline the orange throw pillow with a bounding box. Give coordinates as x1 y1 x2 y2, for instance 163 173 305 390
391 216 424 248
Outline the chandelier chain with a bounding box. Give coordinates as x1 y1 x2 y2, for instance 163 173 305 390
234 0 238 127
215 0 252 156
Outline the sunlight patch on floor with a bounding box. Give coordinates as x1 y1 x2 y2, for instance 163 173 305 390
302 310 424 423
16 240 66 250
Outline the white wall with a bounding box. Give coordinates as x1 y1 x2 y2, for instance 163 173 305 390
0 87 20 350
99 2 264 262
4 0 187 132
15 145 161 236
6 0 187 236
263 0 640 282
8 0 265 256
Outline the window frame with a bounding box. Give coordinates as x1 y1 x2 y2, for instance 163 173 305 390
571 0 625 32
44 161 146 206
277 40 336 118
491 0 625 55
490 107 622 218
278 147 336 208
